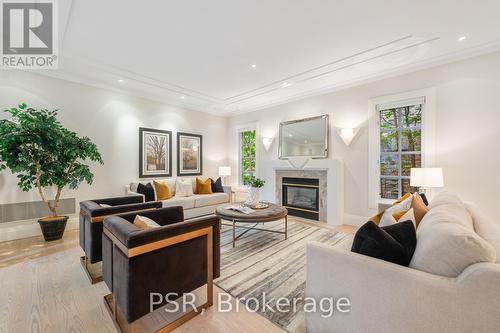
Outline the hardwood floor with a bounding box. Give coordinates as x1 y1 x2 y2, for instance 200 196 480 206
0 219 355 333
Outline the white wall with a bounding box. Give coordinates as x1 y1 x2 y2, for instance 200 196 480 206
228 51 500 221
0 71 228 210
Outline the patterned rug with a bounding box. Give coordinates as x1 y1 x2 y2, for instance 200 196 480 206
215 219 350 333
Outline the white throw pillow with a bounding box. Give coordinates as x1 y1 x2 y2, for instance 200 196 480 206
410 222 496 277
175 178 194 197
379 208 416 228
385 194 413 215
133 215 160 230
379 211 398 227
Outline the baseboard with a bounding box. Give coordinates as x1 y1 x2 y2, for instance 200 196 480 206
0 215 79 242
344 214 369 227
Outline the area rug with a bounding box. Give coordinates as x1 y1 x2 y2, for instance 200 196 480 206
215 219 350 333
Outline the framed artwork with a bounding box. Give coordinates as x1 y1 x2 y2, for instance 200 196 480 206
177 132 202 176
139 127 172 178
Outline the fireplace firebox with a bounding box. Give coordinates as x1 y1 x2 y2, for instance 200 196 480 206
282 177 319 220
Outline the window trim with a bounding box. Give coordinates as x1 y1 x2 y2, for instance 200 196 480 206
368 88 436 208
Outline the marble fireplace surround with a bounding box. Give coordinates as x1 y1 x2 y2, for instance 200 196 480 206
276 169 327 222
271 159 344 226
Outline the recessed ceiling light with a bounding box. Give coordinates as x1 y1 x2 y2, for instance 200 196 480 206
118 79 125 83
251 64 257 68
180 95 185 99
458 36 467 42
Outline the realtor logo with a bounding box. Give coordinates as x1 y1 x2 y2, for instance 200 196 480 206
1 0 58 69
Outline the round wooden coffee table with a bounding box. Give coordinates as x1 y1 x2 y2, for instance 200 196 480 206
216 203 288 247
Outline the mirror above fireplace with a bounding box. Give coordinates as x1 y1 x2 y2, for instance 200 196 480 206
278 115 329 159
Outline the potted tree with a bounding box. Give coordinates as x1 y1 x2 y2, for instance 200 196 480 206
0 104 103 241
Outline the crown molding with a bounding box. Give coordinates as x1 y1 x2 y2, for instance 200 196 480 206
221 40 500 116
33 39 500 118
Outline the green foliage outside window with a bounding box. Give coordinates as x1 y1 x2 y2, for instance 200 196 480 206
379 105 422 199
241 130 256 185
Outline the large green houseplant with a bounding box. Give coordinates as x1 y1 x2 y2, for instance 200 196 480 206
0 104 103 241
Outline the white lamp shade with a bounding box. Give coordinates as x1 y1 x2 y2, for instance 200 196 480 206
218 166 231 177
410 168 444 188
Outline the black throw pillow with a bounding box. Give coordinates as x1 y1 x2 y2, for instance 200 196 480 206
351 220 417 266
211 177 224 193
136 182 155 202
419 193 429 206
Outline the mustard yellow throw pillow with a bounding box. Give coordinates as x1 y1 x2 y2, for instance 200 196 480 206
153 180 172 200
133 215 160 230
196 177 213 194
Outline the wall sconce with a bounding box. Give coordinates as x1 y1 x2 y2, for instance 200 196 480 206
337 128 359 146
262 137 274 151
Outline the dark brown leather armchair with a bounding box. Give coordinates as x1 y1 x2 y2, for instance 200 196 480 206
101 206 220 327
79 195 162 283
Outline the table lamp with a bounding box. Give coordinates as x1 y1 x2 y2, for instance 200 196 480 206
218 166 231 185
410 167 444 203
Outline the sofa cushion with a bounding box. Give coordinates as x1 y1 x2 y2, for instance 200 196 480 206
153 181 172 200
164 178 176 196
193 193 229 208
417 203 474 233
196 177 213 194
133 215 160 230
465 202 500 263
176 178 194 197
368 193 412 224
137 183 155 202
428 191 464 210
379 208 416 228
351 221 417 266
410 220 496 277
211 177 224 193
411 193 429 226
161 196 195 210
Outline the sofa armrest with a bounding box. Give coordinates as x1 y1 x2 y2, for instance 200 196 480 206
306 242 457 333
223 186 231 196
115 206 185 226
94 195 144 205
80 201 161 218
126 215 219 248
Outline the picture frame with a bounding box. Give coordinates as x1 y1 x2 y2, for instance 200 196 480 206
177 132 203 176
139 127 172 178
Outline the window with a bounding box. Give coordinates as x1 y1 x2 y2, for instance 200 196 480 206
239 129 256 185
378 102 422 199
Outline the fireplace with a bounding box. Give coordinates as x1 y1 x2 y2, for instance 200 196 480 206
282 177 319 220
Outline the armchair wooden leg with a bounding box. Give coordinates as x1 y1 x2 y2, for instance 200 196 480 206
80 256 103 284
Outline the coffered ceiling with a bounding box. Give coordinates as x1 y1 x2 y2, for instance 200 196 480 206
44 0 500 116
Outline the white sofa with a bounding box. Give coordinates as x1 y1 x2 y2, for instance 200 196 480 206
125 178 230 219
306 192 500 333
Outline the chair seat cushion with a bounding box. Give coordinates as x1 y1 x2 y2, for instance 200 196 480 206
194 193 229 208
351 220 417 266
